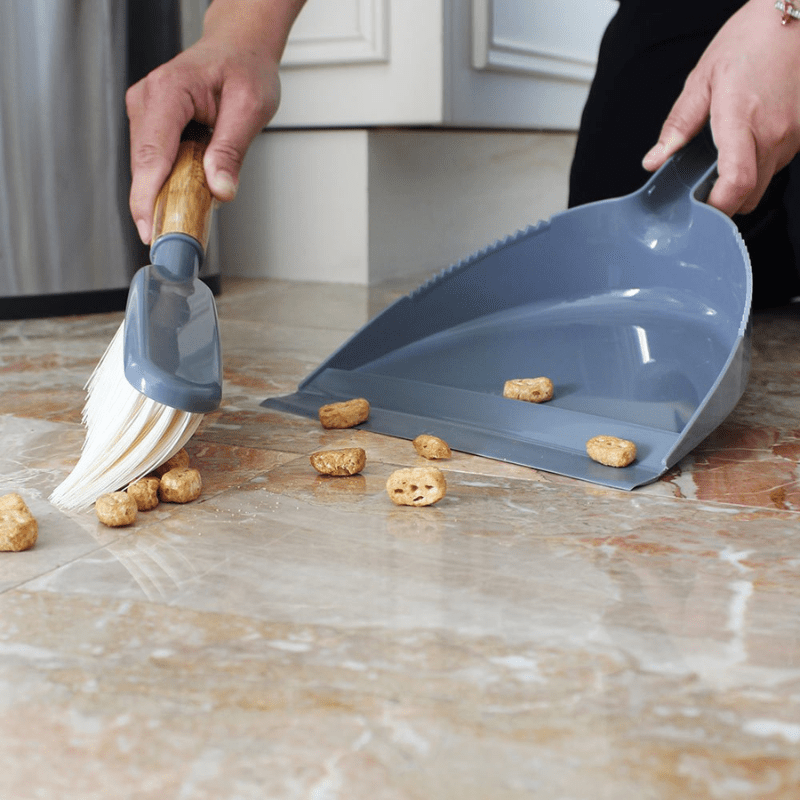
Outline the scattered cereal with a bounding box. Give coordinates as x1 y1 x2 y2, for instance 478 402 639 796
0 493 38 551
159 467 202 503
413 434 451 460
127 476 161 511
386 467 447 507
318 397 370 429
503 377 554 403
586 435 637 467
310 448 367 476
95 492 137 527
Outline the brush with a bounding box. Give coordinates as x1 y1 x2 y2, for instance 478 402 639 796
51 122 221 511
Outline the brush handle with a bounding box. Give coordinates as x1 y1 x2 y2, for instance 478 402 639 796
151 122 215 252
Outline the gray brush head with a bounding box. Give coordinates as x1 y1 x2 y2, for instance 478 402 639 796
124 233 221 413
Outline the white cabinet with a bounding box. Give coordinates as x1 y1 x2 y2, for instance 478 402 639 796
272 0 616 129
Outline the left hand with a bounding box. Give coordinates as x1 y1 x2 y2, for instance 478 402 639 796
641 0 800 216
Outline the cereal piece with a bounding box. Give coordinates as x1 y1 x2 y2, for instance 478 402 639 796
154 448 191 477
0 493 38 552
413 434 451 460
386 467 447 507
586 435 637 468
127 477 161 511
159 467 202 503
310 448 366 476
503 377 554 403
318 397 370 429
95 492 137 527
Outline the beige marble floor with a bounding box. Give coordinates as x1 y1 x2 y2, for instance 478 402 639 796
1 277 800 799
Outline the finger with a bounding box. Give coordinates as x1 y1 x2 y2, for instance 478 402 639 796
705 122 758 216
203 78 278 202
732 143 777 216
126 79 194 243
736 165 773 216
642 76 711 172
642 127 691 173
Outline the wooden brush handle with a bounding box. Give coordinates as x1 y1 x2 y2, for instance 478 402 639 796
151 122 215 251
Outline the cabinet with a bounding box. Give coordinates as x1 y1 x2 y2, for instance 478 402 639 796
273 0 616 129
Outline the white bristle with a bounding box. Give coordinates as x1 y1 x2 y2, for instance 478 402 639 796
50 323 203 511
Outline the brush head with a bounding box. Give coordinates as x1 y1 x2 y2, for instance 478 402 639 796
50 123 218 511
123 234 222 414
49 323 203 511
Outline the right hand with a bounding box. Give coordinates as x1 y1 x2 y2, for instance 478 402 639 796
641 0 800 217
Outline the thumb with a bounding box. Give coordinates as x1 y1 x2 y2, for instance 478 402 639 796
203 136 243 203
642 77 711 172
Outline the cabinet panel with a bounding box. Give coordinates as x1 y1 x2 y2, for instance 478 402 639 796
451 0 616 128
472 0 617 82
273 0 444 126
282 0 389 66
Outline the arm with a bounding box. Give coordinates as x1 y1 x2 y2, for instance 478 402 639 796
126 0 307 244
641 0 800 216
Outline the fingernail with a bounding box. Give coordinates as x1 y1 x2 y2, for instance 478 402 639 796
212 171 238 201
642 145 661 169
136 218 150 244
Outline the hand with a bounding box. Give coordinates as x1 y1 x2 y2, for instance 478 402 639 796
126 0 305 244
641 0 800 216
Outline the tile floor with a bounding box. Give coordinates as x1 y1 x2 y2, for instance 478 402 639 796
1 277 800 799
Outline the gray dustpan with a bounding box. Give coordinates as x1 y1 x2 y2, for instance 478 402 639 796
264 130 752 489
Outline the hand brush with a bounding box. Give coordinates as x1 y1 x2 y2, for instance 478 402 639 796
51 122 222 511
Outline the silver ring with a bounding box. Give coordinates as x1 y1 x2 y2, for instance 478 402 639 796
775 0 800 22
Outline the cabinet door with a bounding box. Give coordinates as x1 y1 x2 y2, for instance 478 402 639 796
273 0 446 126
456 0 617 128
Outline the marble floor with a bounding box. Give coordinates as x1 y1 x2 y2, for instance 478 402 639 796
1 277 800 799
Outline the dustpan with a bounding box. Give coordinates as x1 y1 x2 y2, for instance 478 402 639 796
264 130 752 489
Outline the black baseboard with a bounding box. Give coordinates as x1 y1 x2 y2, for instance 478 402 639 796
0 275 222 321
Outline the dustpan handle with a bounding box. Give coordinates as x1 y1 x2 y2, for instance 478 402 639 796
670 125 719 201
640 125 718 208
151 121 216 253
